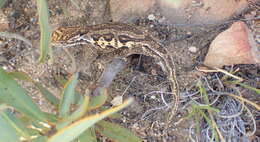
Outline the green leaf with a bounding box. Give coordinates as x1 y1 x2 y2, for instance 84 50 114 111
96 120 142 142
198 109 219 141
0 0 6 8
36 0 52 62
67 94 90 121
0 110 33 139
77 127 97 142
57 95 89 129
34 83 59 107
232 81 260 94
0 104 11 112
198 83 210 104
0 113 20 142
88 88 108 110
0 68 48 122
8 71 33 82
43 112 58 123
59 73 78 118
32 136 48 142
54 75 82 105
47 98 133 142
107 112 122 119
8 71 59 107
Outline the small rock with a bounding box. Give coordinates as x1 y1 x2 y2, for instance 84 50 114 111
111 95 123 106
150 95 156 99
147 14 156 21
2 65 8 70
188 46 197 53
204 21 260 68
151 69 157 75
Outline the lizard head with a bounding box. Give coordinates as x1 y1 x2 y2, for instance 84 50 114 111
51 27 94 47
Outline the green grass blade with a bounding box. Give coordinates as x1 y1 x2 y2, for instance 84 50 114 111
66 94 90 121
88 88 108 110
54 75 83 105
36 0 52 62
0 68 48 122
198 83 210 104
56 95 89 130
0 113 20 142
8 71 33 82
77 127 97 142
0 104 11 112
43 112 58 123
0 110 35 140
96 120 142 142
59 73 78 118
8 71 59 106
32 136 48 142
34 83 59 107
198 109 219 141
47 98 133 142
233 81 260 94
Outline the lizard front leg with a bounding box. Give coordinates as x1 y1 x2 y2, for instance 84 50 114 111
92 58 128 96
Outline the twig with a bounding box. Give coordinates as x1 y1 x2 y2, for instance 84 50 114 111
228 94 260 110
208 111 226 142
197 67 244 81
0 32 32 47
122 76 136 97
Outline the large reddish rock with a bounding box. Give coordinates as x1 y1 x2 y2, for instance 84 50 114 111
158 0 254 27
204 21 260 68
110 0 155 22
158 0 256 24
109 0 257 30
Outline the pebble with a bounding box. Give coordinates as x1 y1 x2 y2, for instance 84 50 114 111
0 11 9 31
188 46 197 53
147 14 156 21
150 95 156 99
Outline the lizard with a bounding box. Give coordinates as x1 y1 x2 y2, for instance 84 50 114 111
51 22 179 122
